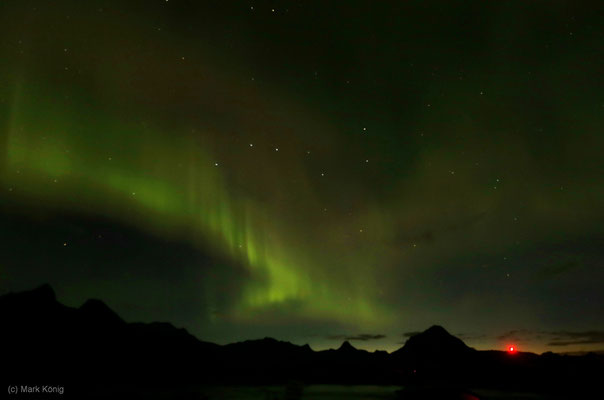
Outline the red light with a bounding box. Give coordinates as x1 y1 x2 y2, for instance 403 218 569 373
508 345 517 353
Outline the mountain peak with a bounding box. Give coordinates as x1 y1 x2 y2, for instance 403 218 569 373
393 325 472 359
423 325 452 337
27 283 57 301
338 340 356 351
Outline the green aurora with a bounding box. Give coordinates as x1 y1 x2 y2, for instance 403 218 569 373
1 0 603 353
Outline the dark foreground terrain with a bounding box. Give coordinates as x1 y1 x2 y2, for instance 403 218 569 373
1 285 602 398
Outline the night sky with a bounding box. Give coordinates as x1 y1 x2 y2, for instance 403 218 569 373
1 0 603 354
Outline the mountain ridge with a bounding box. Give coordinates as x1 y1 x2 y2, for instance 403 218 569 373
1 284 602 396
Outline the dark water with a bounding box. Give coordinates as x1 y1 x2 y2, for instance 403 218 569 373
109 385 553 399
199 385 401 400
188 385 551 400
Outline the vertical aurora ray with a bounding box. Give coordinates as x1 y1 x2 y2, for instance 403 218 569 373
1 81 392 328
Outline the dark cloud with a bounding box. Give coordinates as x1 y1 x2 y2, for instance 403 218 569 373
456 333 487 341
395 213 486 246
558 350 604 356
397 231 435 246
547 331 604 347
496 329 532 341
534 260 581 280
496 329 552 344
492 329 604 347
445 213 488 232
327 333 386 342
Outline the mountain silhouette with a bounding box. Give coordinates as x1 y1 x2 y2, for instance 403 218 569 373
337 340 356 352
78 298 125 326
393 325 474 359
1 284 602 398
